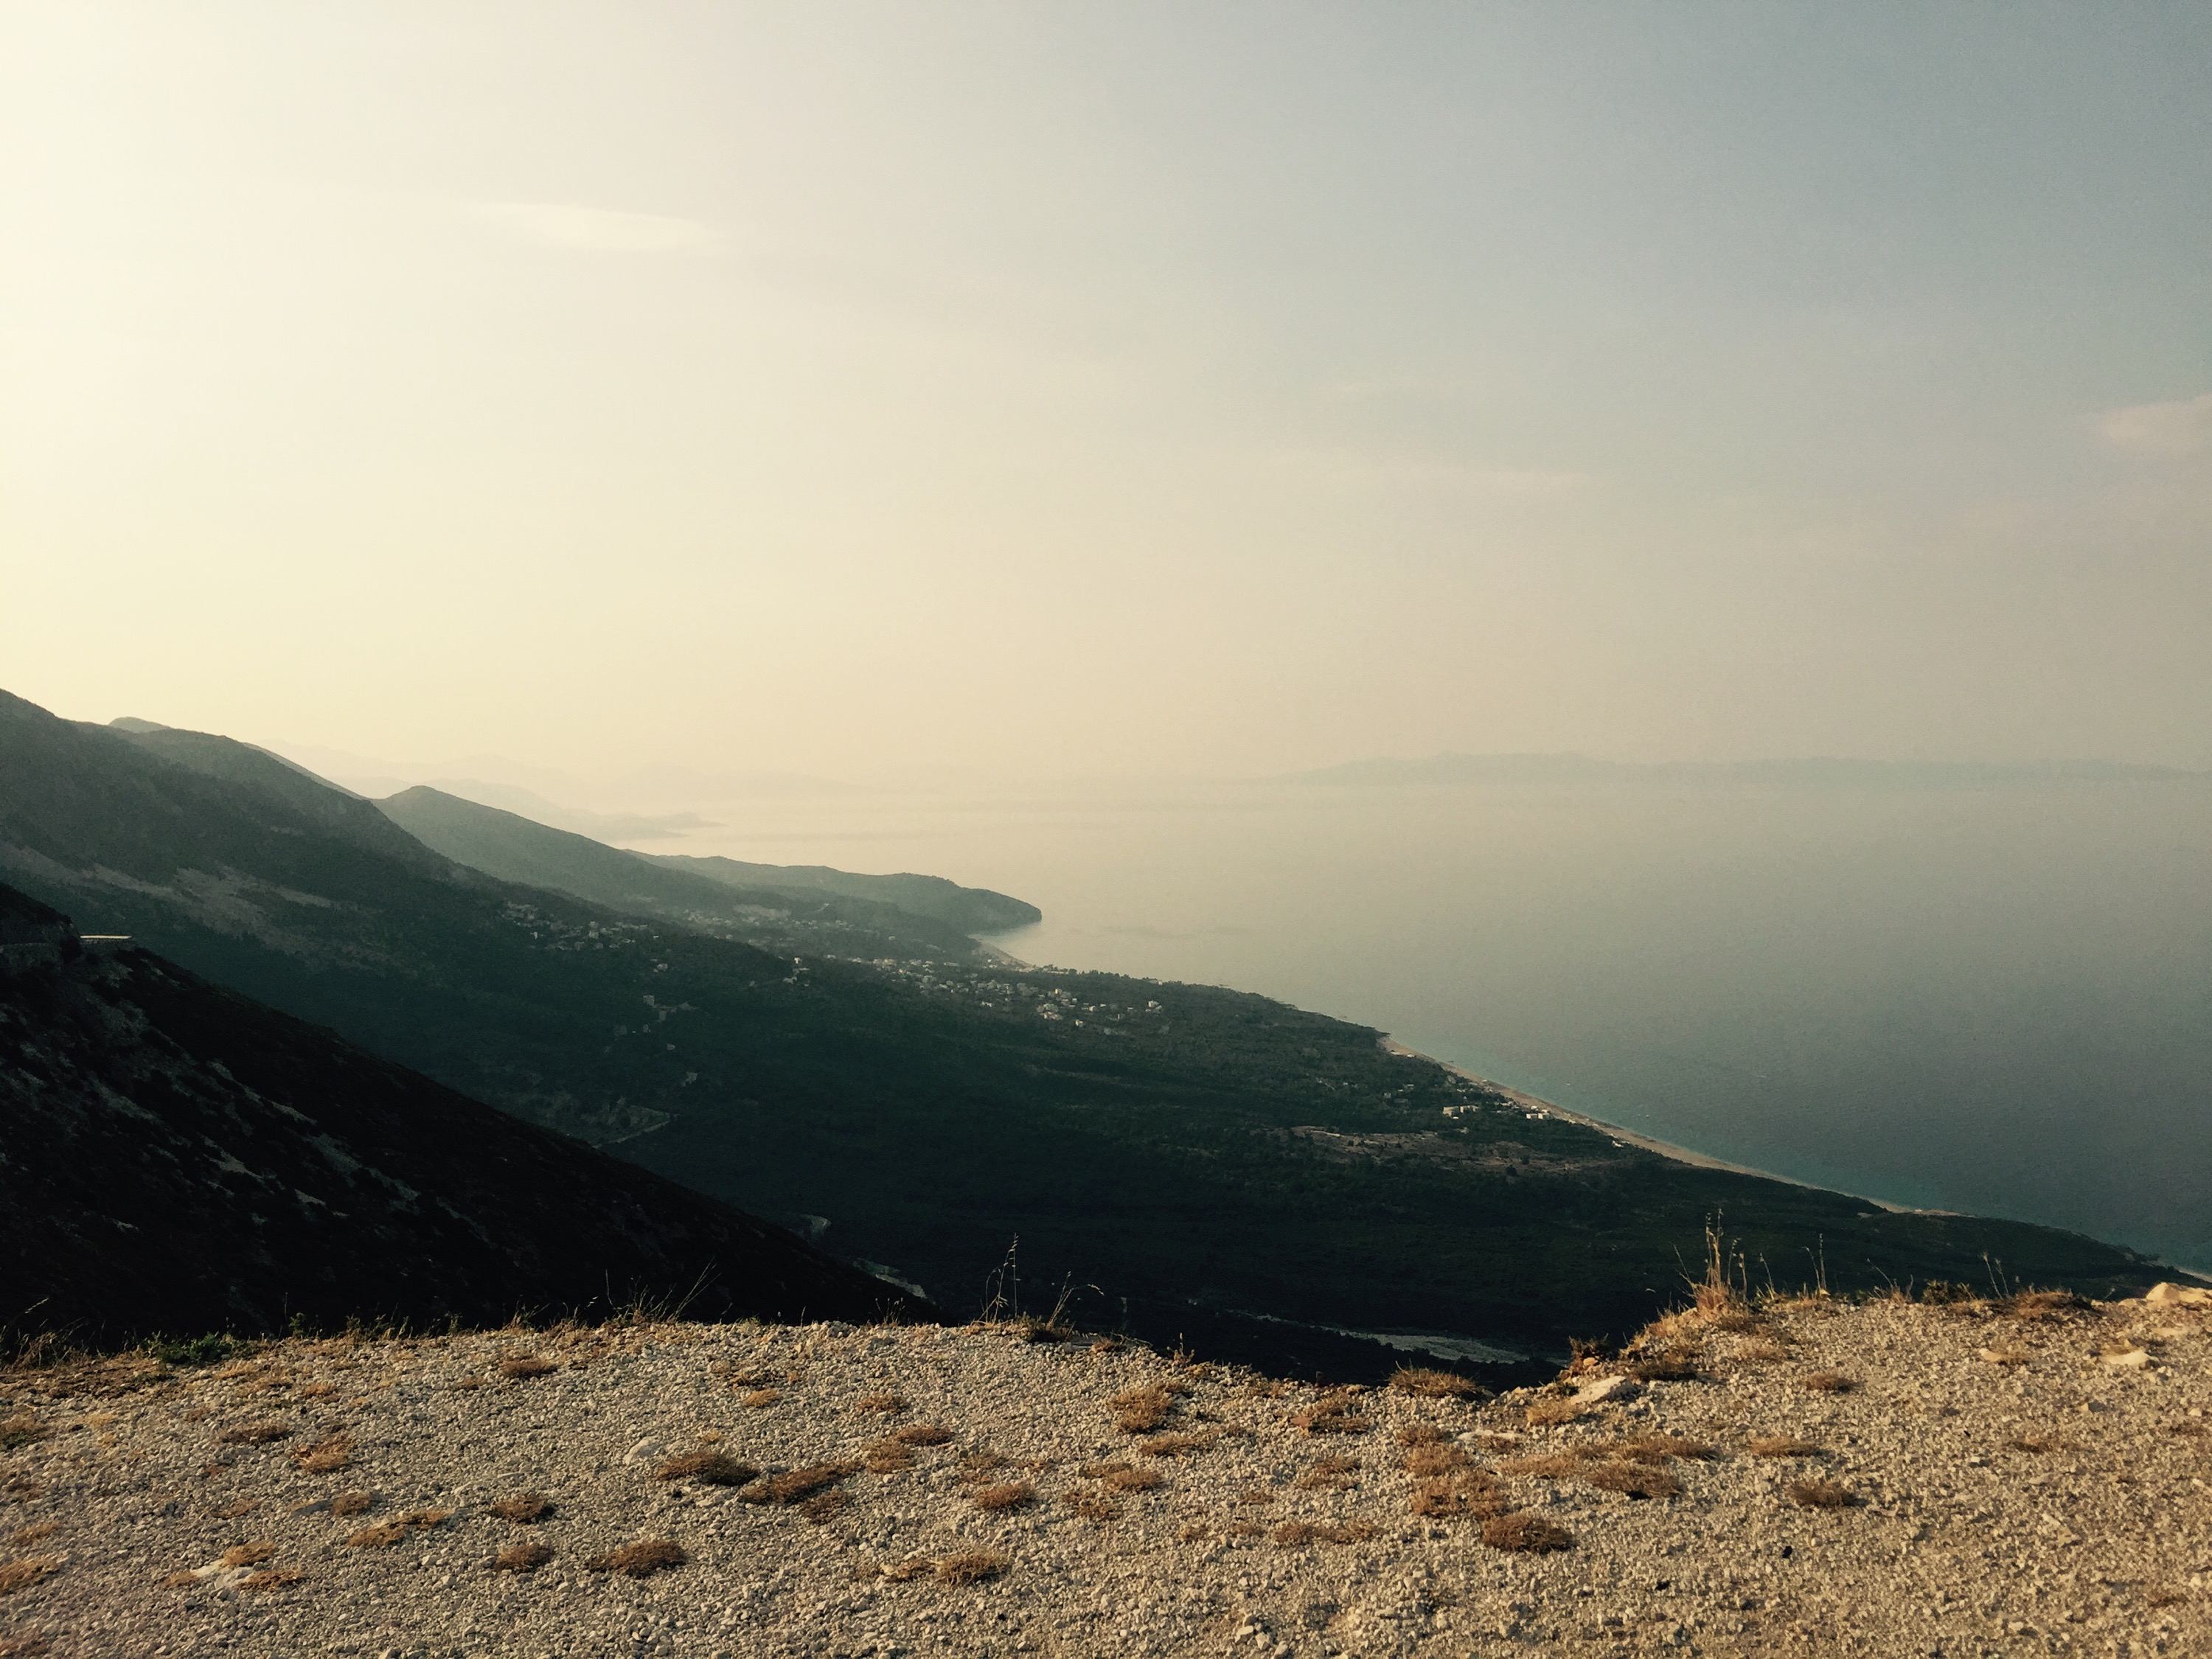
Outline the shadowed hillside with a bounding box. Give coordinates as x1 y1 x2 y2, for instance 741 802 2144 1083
0 883 929 1345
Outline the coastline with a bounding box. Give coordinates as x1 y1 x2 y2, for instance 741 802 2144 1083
1378 1037 1924 1214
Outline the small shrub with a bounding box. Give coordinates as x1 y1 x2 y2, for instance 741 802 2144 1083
345 1521 408 1550
586 1539 686 1578
220 1541 274 1568
971 1481 1034 1512
894 1423 953 1447
490 1492 549 1523
1624 1351 1700 1382
1481 1512 1572 1553
1919 1280 1977 1305
237 1568 301 1593
934 1550 1008 1585
1800 1372 1856 1394
0 1415 47 1452
1391 1366 1478 1399
494 1542 553 1573
654 1451 757 1486
1996 1290 2088 1321
1786 1478 1857 1509
1523 1397 1586 1428
497 1355 556 1380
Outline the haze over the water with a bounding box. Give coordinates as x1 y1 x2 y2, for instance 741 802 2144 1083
4 4 2210 778
4 8 2209 1267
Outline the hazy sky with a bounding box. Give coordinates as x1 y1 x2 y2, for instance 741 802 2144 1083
4 3 2209 778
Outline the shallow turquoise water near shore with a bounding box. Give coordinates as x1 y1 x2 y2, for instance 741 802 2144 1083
668 772 2212 1274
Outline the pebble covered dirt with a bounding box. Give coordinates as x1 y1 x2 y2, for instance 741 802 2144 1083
1 1288 2207 1658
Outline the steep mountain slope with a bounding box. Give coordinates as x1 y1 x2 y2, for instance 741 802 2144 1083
0 884 928 1344
375 785 990 961
0 689 2177 1377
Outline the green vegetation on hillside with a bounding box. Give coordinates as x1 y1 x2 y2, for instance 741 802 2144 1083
0 689 2173 1377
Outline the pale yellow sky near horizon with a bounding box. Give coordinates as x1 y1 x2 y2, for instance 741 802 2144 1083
4 3 2210 779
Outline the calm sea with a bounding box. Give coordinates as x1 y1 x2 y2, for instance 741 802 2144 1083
660 772 2212 1273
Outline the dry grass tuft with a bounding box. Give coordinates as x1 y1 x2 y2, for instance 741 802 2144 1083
0 1634 49 1658
854 1392 905 1415
5 1527 55 1549
220 1541 274 1569
1295 1455 1359 1491
1594 1435 1714 1463
893 1423 954 1447
330 1491 372 1517
742 1464 855 1506
0 1559 58 1597
1063 1489 1119 1523
290 1435 351 1474
1290 1394 1371 1436
1137 1432 1211 1458
1995 1290 2089 1322
864 1439 916 1474
879 1557 934 1582
1799 1371 1857 1394
237 1568 302 1593
653 1450 758 1486
799 1490 847 1524
1979 1346 2030 1367
217 1422 293 1445
1270 1520 1374 1547
1402 1441 1470 1478
1222 1520 1262 1539
1747 1436 1822 1458
2145 1587 2191 1610
496 1354 556 1380
1096 1462 1164 1492
970 1481 1034 1512
741 1388 782 1409
1235 1486 1277 1506
934 1550 1009 1586
2008 1435 2068 1455
1583 1461 1680 1499
586 1539 686 1578
1735 1336 1789 1365
0 1414 46 1452
1786 1478 1858 1509
1409 1470 1506 1520
344 1521 408 1550
1391 1366 1478 1399
1481 1512 1572 1553
1397 1423 1449 1446
1523 1397 1587 1428
490 1492 549 1523
1624 1350 1700 1382
494 1542 554 1573
1110 1384 1175 1434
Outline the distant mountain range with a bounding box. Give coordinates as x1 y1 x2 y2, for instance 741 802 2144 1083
1289 753 2210 788
0 881 928 1347
0 688 2183 1374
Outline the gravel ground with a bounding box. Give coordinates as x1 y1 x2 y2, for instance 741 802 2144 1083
1 1290 2205 1658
